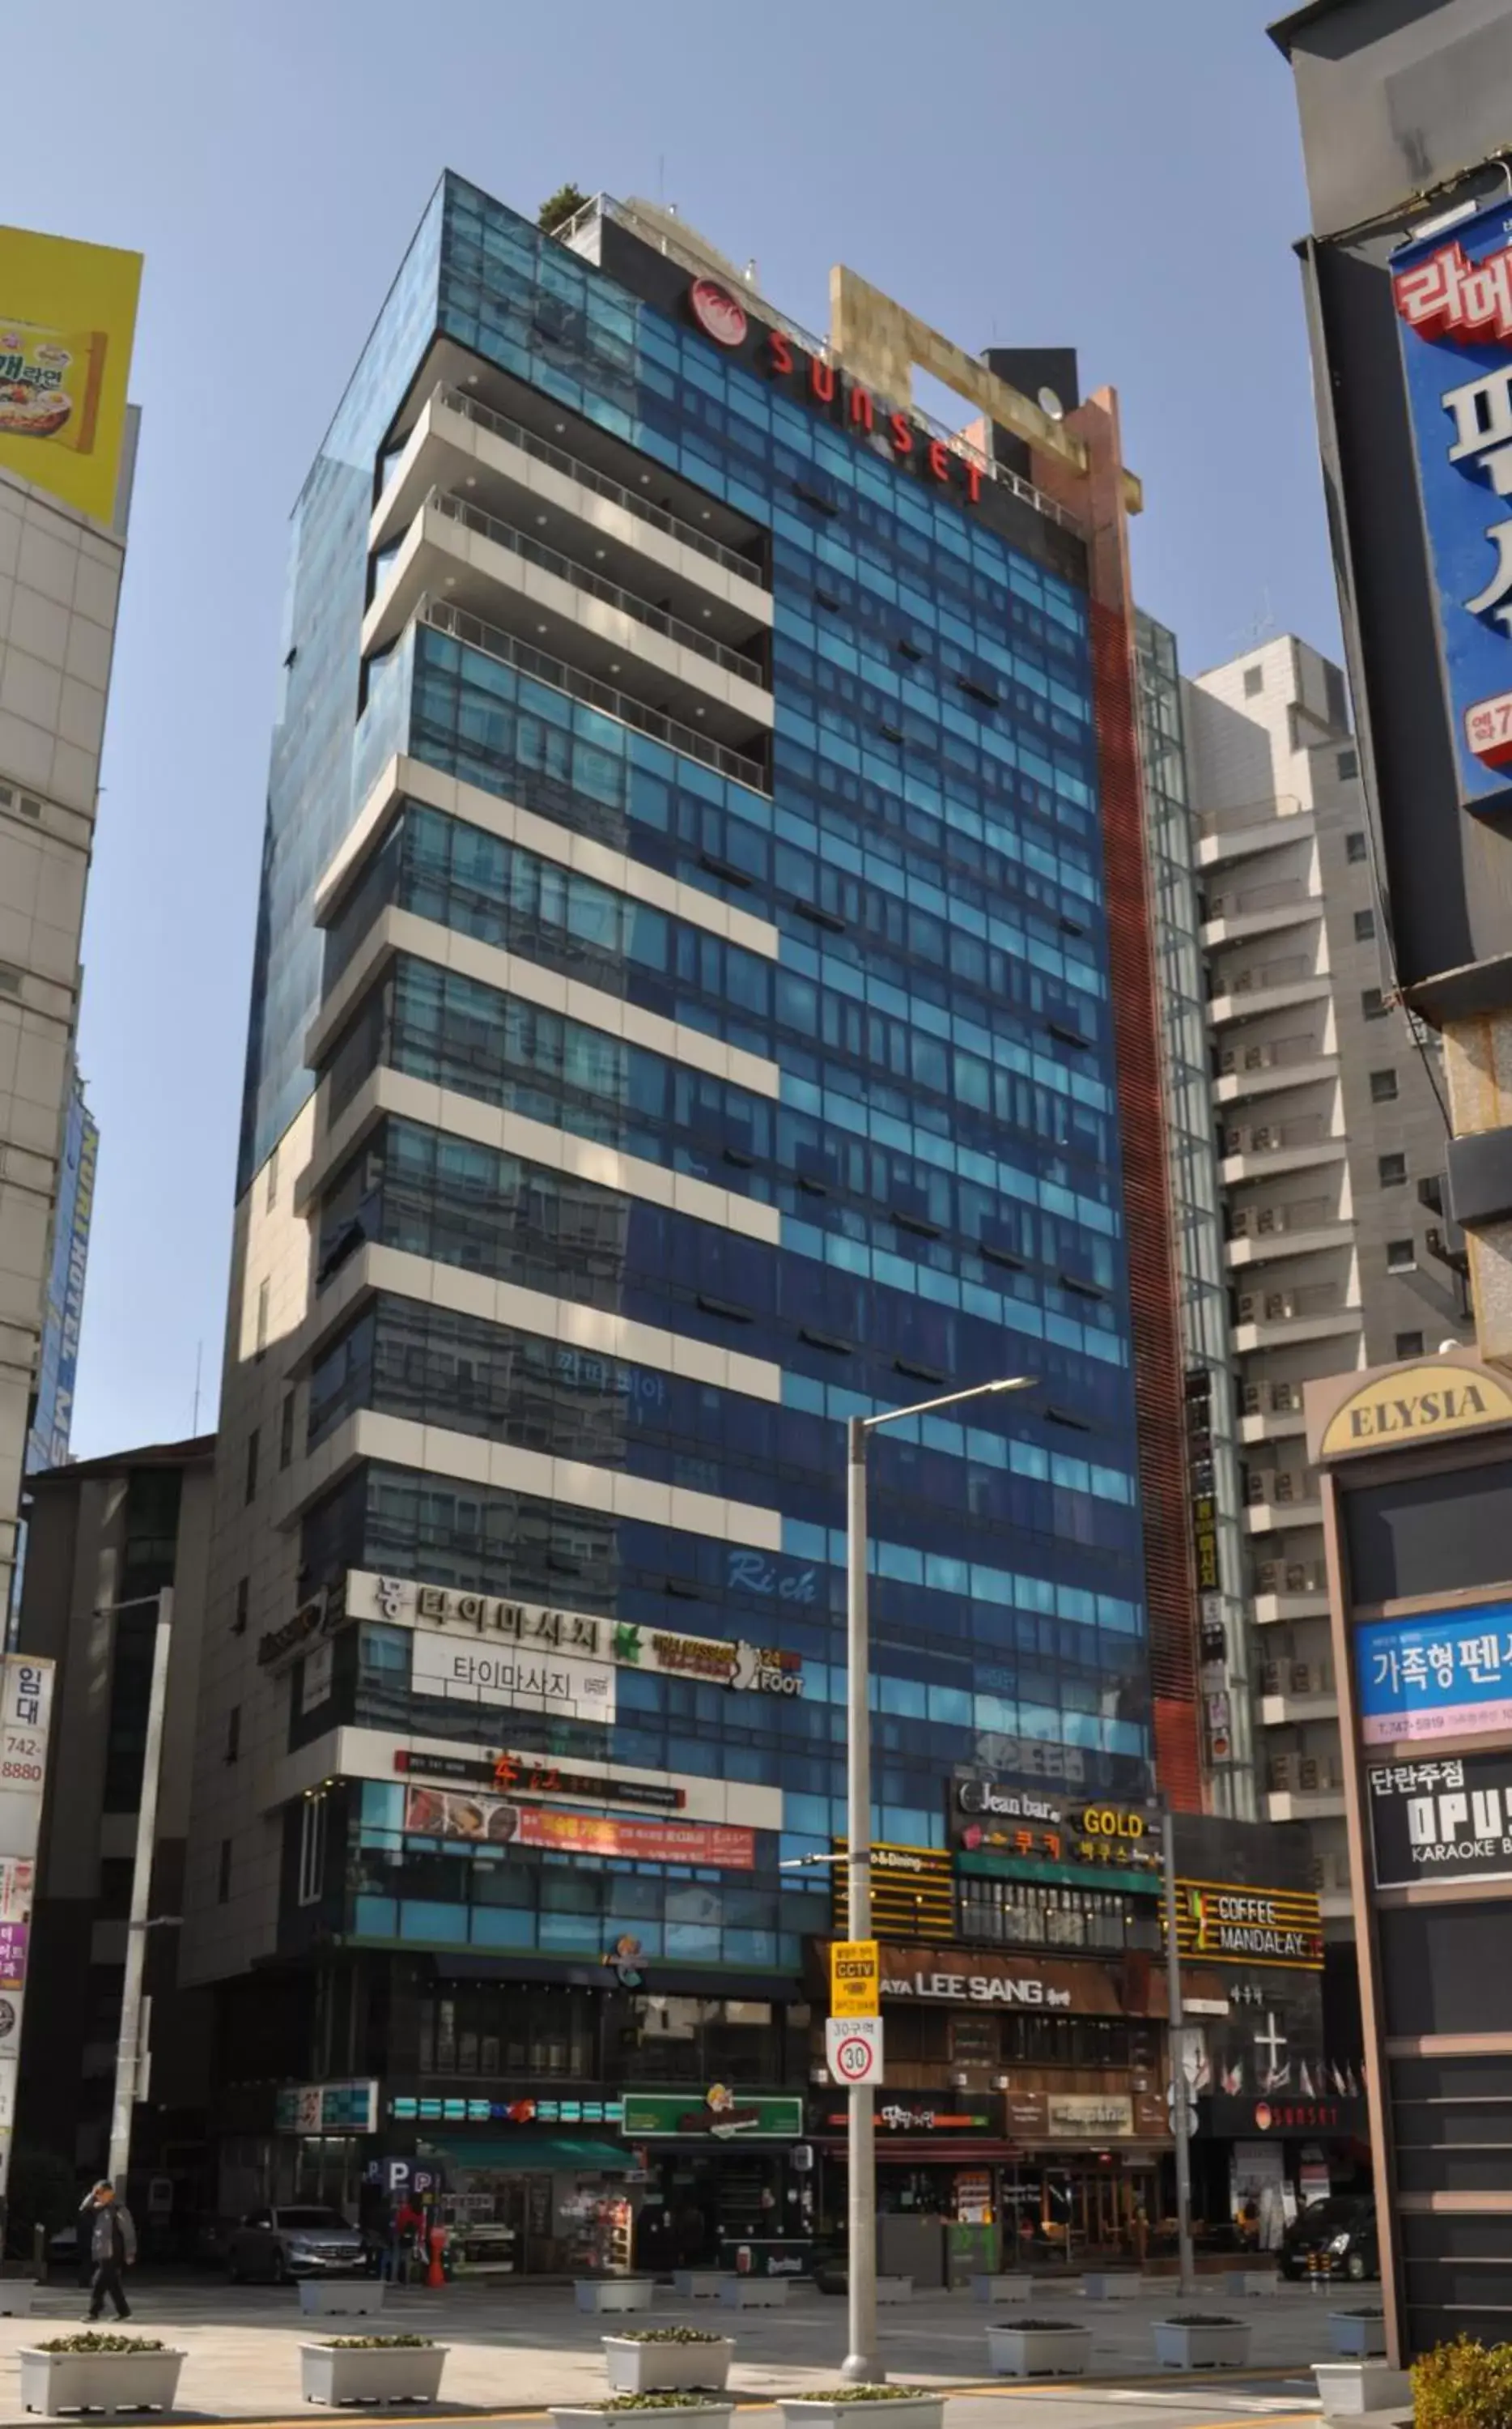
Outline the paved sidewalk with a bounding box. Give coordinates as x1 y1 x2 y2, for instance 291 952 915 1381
0 2273 1366 2420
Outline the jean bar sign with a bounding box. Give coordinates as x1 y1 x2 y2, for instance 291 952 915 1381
1368 1750 1512 1889
1393 197 1512 809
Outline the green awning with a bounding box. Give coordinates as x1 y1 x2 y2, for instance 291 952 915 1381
956 1850 1163 1895
417 2135 631 2174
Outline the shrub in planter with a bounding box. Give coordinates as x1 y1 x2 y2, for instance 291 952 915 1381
299 2333 448 2407
604 2332 733 2394
986 2321 1092 2381
21 2333 185 2417
551 2398 735 2429
778 2391 941 2429
1152 2315 1252 2372
1414 2335 1512 2429
1327 2308 1387 2359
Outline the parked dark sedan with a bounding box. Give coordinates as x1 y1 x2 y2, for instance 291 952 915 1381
1279 2194 1378 2282
226 2206 364 2283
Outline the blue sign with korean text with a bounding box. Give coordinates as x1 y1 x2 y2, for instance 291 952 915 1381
1357 1599 1512 1746
1393 196 1512 811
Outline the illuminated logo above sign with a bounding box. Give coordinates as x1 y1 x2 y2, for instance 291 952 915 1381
687 278 748 348
1392 200 1512 802
683 281 986 512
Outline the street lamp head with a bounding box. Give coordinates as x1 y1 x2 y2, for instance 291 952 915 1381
863 1373 1036 1431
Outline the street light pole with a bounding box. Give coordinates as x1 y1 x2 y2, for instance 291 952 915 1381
108 1588 173 2196
1160 1803 1196 2299
841 1376 1034 2388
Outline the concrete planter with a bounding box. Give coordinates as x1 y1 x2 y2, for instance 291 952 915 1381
1152 2318 1252 2371
986 2323 1092 2379
672 2273 724 2300
779 2400 944 2429
876 2277 913 2305
575 2280 655 2315
1234 2271 1280 2297
1325 2312 1388 2359
0 2282 36 2316
1083 2273 1143 2299
603 2339 734 2395
20 2346 186 2414
1311 2359 1411 2417
717 2276 788 2308
553 2406 733 2429
299 2342 448 2406
971 2274 1033 2304
299 2280 384 2317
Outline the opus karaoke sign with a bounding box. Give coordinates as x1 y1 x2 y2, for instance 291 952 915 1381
686 276 987 512
1393 197 1512 809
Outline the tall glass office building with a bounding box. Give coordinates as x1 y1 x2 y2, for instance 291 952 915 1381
183 177 1196 2265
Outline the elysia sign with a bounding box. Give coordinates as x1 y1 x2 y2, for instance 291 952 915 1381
1318 1361 1512 1459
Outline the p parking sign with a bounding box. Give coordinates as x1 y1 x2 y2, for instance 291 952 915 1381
829 1938 879 2018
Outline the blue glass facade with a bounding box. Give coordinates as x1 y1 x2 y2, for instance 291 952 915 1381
245 176 1153 1999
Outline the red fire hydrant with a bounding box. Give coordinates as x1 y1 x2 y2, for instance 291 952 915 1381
427 2225 446 2289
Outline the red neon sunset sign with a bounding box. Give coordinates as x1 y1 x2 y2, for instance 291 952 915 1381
685 280 983 510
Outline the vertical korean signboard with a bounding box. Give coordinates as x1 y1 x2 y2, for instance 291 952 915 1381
1393 198 1512 814
0 1657 53 2196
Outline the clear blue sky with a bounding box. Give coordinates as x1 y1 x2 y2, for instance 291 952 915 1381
12 0 1328 1460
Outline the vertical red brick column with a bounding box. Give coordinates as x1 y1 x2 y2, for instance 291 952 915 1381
1035 394 1206 1812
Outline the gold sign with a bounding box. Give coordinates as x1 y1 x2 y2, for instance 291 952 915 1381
1319 1361 1512 1460
829 1939 880 2018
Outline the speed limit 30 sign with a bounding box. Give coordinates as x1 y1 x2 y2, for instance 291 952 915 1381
825 2014 884 2087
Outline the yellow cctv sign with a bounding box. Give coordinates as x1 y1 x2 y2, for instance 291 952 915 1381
0 226 142 523
830 1939 880 2018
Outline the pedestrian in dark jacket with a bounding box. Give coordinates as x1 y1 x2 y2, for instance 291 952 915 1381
82 2183 135 2321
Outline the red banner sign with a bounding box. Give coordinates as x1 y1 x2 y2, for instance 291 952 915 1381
402 1785 755 1869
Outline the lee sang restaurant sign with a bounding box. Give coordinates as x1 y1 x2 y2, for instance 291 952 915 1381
869 1942 1142 2015
1369 1750 1512 1889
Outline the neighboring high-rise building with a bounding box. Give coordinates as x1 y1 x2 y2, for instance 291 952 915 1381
1135 612 1255 1819
180 175 1212 2247
15 1433 214 2201
1183 634 1465 1924
0 224 142 1623
28 1065 96 1475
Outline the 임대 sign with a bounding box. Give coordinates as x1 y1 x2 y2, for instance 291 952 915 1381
829 1939 880 2018
825 2015 884 2087
1368 1750 1512 1888
1356 1600 1512 1745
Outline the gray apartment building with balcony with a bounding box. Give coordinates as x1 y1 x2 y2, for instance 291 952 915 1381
1184 633 1466 1929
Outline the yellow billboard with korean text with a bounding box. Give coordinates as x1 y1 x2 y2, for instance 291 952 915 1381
0 226 141 523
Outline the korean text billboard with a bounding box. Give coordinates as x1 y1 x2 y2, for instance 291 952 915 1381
1357 1599 1512 1744
1393 196 1512 811
401 1784 755 1868
0 227 140 524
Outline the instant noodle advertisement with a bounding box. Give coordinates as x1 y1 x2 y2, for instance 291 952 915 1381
0 225 142 523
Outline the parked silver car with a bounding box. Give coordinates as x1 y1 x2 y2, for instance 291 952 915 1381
226 2205 364 2282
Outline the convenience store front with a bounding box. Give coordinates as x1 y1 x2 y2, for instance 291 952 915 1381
618 2090 813 2276
406 2112 639 2276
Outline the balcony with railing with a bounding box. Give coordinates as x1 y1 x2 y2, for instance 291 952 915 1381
1233 1277 1362 1351
1201 873 1319 945
364 487 773 753
1195 790 1312 867
418 595 770 793
1225 1190 1351 1268
1219 1110 1346 1182
1206 948 1331 1025
1214 1028 1336 1104
371 380 772 630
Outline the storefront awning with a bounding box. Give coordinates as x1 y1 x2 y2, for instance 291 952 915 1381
418 2135 631 2173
